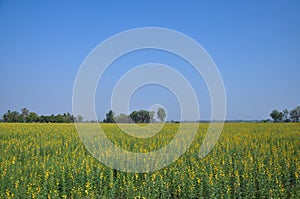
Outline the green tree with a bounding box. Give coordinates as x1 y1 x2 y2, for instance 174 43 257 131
21 108 29 123
149 111 155 122
290 106 300 122
62 113 74 123
115 114 132 123
139 110 150 123
3 110 22 122
27 112 39 122
2 110 10 122
76 115 83 122
270 109 283 123
104 110 115 123
157 108 166 122
130 111 139 123
282 109 290 122
129 110 152 123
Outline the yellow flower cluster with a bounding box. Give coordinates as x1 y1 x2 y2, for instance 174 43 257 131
0 122 299 198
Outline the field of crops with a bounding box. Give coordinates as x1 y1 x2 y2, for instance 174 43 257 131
0 123 299 198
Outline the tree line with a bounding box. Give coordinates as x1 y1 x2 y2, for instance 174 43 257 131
1 106 299 123
0 107 166 123
270 106 300 123
1 108 83 123
103 108 166 123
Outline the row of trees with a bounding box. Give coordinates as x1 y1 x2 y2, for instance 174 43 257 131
103 108 166 123
1 108 166 123
2 106 299 123
1 108 83 123
270 106 300 122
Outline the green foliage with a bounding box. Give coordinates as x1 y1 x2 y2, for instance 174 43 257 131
130 110 152 123
27 112 39 122
270 110 283 123
103 110 115 123
76 115 83 123
270 106 300 123
114 113 132 123
104 109 155 123
157 107 166 122
2 109 77 123
0 123 299 198
21 108 29 123
290 106 300 122
2 110 23 123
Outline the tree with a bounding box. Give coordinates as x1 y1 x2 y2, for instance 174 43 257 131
2 110 10 122
62 113 74 123
3 110 22 122
103 110 115 123
76 115 83 123
21 108 29 123
27 112 39 122
149 111 155 123
130 111 139 123
157 108 166 122
282 109 290 122
270 109 283 123
290 106 300 122
1 109 82 123
115 114 132 123
38 115 46 123
129 110 153 123
139 110 150 123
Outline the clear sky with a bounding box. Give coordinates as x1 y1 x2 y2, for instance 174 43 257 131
0 0 299 121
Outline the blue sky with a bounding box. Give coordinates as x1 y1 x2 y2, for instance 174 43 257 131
0 0 299 121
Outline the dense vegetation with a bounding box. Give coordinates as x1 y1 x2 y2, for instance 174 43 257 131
1 123 299 198
270 106 300 123
1 108 81 123
2 106 300 123
1 108 167 124
103 108 166 123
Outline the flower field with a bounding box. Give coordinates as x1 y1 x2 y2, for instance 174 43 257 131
0 123 299 198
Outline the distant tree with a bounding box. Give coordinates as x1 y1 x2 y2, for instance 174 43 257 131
1 110 79 123
21 108 29 123
129 110 152 123
270 109 283 123
282 109 290 122
3 110 22 122
62 113 74 123
56 114 64 123
2 110 10 122
149 111 155 123
130 111 139 123
157 108 166 122
68 113 73 122
139 110 150 123
38 115 45 123
290 106 300 122
103 110 115 123
115 114 132 123
49 114 55 123
27 112 39 122
63 113 68 123
76 115 83 122
17 113 23 122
